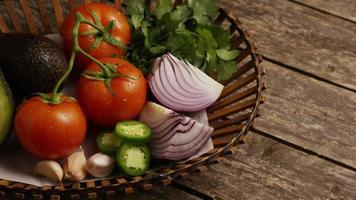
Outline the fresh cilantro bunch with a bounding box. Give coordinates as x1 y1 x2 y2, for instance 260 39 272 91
124 0 239 80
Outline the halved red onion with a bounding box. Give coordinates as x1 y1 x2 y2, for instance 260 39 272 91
139 101 214 161
186 109 209 125
185 110 214 160
147 53 224 112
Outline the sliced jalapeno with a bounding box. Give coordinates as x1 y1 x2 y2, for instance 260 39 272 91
116 143 150 176
96 130 121 155
115 121 151 144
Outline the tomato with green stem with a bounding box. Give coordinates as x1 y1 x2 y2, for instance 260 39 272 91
15 96 87 159
60 3 131 71
15 13 90 159
16 10 136 159
76 57 147 127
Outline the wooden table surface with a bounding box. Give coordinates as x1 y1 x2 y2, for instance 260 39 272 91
1 0 356 199
130 0 356 199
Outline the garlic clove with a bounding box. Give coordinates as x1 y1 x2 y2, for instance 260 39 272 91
63 148 87 182
86 153 115 178
33 160 63 182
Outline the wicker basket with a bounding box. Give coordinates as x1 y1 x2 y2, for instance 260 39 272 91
0 0 264 199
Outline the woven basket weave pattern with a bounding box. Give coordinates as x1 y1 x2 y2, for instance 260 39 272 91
0 0 264 199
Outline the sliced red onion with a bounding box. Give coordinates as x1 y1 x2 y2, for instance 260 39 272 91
186 109 209 125
185 110 214 160
139 102 214 161
147 53 224 112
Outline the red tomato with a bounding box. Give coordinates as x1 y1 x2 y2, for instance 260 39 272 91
15 96 87 159
77 58 147 127
60 3 131 71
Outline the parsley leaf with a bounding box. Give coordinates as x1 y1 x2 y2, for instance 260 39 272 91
188 0 219 19
217 49 240 61
171 5 191 25
125 0 239 80
196 27 217 48
218 60 238 80
154 0 173 19
125 0 145 29
207 25 231 49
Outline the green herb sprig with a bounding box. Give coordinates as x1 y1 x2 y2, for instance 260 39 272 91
124 0 239 80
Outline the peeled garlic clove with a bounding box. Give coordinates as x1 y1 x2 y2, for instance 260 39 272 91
63 148 87 181
33 160 63 182
86 153 115 178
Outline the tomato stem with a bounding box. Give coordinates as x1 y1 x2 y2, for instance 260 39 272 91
49 14 82 104
81 11 127 50
49 11 133 103
74 13 128 80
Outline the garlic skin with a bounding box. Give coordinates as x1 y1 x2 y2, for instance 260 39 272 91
86 153 115 178
62 148 87 181
33 160 63 182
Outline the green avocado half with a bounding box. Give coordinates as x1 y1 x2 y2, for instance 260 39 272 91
0 70 14 147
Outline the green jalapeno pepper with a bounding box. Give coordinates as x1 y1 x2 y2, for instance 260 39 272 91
96 130 121 155
116 143 150 176
115 121 151 144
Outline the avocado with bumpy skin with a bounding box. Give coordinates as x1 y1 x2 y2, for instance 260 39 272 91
0 70 14 147
0 33 68 103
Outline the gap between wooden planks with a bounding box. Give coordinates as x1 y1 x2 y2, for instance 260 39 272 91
175 61 356 199
0 0 354 198
254 61 356 168
121 187 201 200
216 0 356 168
176 132 356 200
292 0 356 23
219 0 356 92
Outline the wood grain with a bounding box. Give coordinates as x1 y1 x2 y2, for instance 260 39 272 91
115 0 121 9
37 0 53 33
4 0 23 32
51 0 64 30
68 0 79 11
294 0 356 22
256 61 356 167
1 187 200 200
0 0 354 199
218 0 356 91
19 0 39 34
177 132 356 200
123 187 199 200
0 15 9 33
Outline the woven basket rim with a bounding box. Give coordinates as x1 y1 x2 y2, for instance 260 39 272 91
0 0 264 196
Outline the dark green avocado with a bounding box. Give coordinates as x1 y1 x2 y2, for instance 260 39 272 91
0 70 14 147
0 33 68 103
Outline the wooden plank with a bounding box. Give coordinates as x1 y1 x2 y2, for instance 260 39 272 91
294 0 356 22
4 0 23 32
19 0 39 34
0 15 9 33
119 187 200 200
0 187 200 200
51 0 64 30
177 132 356 199
37 0 53 33
256 61 356 168
218 0 356 91
115 0 122 9
68 0 79 11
